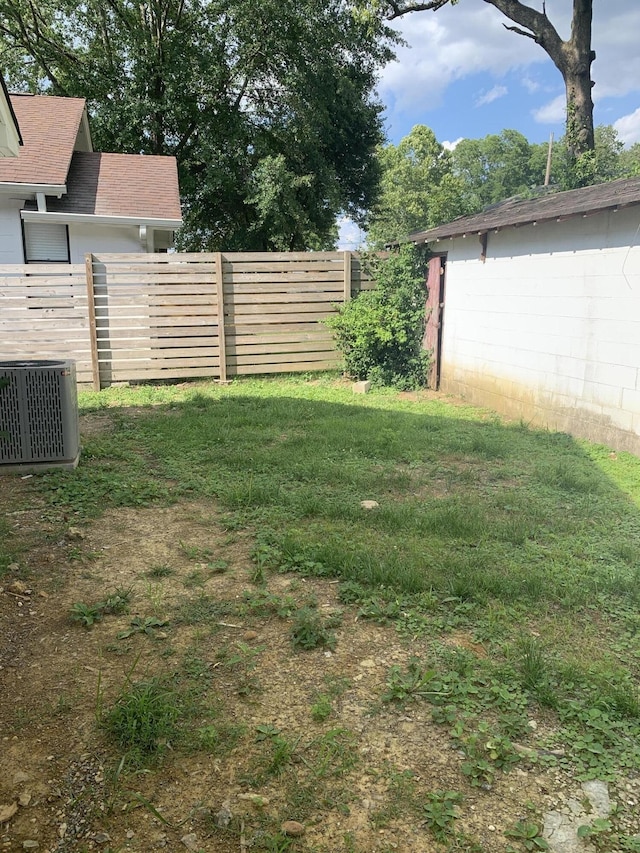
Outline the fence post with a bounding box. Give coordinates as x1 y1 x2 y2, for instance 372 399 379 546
84 253 101 391
215 252 227 382
343 251 352 305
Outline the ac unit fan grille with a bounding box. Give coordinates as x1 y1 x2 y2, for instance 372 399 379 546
0 372 23 463
0 360 79 468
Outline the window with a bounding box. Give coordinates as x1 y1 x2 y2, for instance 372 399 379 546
23 222 70 263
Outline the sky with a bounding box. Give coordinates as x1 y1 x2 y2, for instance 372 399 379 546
339 0 640 248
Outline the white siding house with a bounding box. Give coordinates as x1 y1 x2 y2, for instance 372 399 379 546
408 178 640 454
0 94 182 262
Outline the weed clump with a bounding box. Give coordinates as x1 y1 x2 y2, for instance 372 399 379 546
104 678 179 759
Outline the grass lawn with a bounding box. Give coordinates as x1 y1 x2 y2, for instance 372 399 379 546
4 373 640 850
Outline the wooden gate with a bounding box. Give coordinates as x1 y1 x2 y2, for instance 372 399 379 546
423 255 446 389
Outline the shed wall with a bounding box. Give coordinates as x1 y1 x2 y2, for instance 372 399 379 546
438 206 640 453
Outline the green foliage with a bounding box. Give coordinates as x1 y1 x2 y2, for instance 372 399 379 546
117 616 168 639
290 607 340 651
104 678 180 759
423 790 463 842
311 694 333 722
0 0 396 251
382 657 444 703
452 129 545 210
70 588 132 627
455 721 520 788
326 245 430 389
367 124 471 246
505 820 549 851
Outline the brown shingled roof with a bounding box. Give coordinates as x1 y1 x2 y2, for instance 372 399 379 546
405 176 640 245
45 152 182 221
0 94 86 185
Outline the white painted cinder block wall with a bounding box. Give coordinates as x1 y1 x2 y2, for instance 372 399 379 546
436 205 640 453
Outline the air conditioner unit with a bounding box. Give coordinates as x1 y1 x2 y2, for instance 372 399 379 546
0 360 80 472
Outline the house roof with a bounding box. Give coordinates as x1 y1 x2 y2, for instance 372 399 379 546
42 152 182 221
405 176 640 245
0 94 86 186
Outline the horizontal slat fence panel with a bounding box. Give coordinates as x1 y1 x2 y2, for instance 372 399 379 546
91 255 222 386
0 250 383 387
0 263 94 384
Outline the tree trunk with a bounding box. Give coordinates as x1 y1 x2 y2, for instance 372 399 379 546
559 0 595 160
485 0 595 162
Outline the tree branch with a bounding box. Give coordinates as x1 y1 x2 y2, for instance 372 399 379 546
502 23 538 42
384 0 452 21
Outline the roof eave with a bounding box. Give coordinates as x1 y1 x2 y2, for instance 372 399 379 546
21 209 182 229
0 181 66 196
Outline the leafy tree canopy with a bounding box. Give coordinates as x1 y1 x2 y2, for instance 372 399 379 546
367 123 636 246
366 125 472 247
0 0 396 250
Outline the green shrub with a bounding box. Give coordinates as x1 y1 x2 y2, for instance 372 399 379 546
325 245 430 389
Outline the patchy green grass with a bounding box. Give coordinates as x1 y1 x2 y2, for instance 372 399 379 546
25 375 640 805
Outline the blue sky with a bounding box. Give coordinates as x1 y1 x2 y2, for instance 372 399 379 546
339 0 640 247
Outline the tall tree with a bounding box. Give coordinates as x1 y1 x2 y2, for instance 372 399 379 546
366 125 471 247
0 0 395 250
378 0 596 185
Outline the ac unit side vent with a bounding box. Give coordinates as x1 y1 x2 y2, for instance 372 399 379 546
0 360 80 470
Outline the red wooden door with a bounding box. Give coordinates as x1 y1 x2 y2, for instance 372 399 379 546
423 255 445 389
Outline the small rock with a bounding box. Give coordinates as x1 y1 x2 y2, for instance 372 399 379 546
67 526 86 540
0 802 18 823
360 500 379 510
488 825 496 832
243 631 259 641
13 772 31 784
215 800 232 827
181 833 199 851
237 794 269 807
93 833 110 844
22 843 39 850
582 780 611 818
528 719 538 730
281 821 305 837
18 793 31 807
512 743 537 759
126 830 135 839
352 380 371 394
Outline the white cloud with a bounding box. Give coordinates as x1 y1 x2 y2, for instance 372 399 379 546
442 137 463 151
378 3 544 116
378 0 640 123
614 108 640 147
337 217 366 251
533 95 566 125
521 76 541 94
475 85 508 107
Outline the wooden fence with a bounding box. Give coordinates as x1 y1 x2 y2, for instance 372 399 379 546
0 251 377 389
